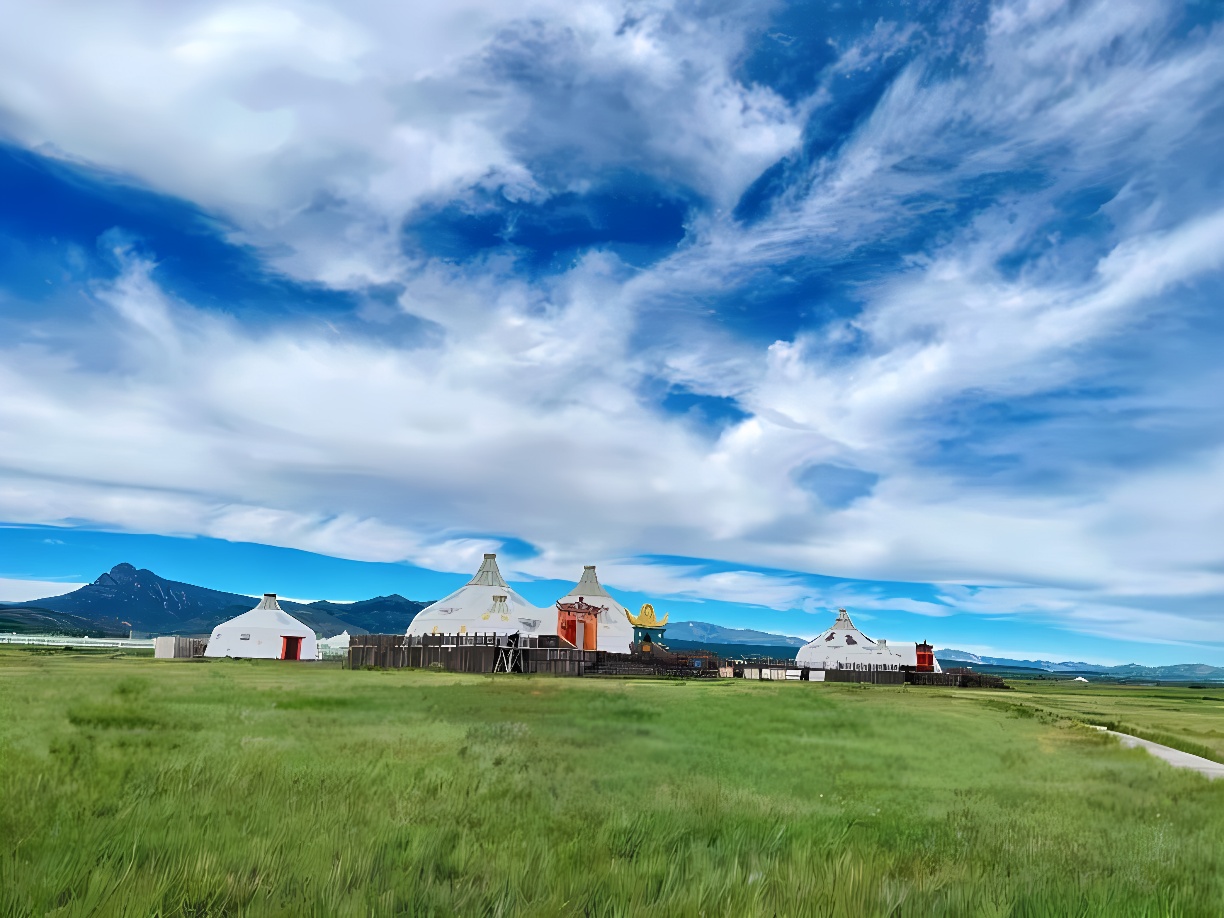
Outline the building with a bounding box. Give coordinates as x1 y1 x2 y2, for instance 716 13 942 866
555 565 635 653
795 608 940 673
406 554 553 640
204 594 319 660
555 598 601 650
626 602 668 652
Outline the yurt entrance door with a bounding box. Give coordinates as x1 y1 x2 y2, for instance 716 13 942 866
281 636 302 661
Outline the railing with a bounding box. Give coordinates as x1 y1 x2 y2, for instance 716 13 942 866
0 633 155 649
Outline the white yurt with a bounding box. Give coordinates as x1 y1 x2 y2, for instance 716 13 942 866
205 593 319 660
406 554 553 639
556 565 634 653
795 608 941 673
316 630 351 659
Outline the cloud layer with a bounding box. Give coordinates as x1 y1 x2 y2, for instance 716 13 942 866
1 0 1222 658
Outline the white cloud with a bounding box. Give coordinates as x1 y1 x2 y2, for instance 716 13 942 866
0 0 1223 655
0 578 88 603
0 0 800 285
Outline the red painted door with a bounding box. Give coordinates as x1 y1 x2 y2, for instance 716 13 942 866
281 636 302 660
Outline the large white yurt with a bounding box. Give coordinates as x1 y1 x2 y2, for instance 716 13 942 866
204 594 319 661
406 554 553 639
795 608 941 673
557 565 634 653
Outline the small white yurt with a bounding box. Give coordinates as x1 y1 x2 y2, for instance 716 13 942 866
204 593 319 661
795 608 941 673
316 630 351 659
406 554 553 639
556 565 634 653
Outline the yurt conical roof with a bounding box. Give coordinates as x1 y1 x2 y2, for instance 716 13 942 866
558 565 634 653
406 554 551 637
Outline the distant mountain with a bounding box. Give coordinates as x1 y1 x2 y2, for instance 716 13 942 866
937 648 1224 682
1097 663 1224 681
667 621 806 647
2 563 263 634
296 595 428 634
937 649 1115 672
0 563 428 638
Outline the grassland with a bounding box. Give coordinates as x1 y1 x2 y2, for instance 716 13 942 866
2 649 1224 916
1005 680 1224 763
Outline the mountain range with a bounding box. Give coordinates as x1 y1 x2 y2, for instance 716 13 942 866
664 621 806 647
935 649 1224 682
0 563 428 638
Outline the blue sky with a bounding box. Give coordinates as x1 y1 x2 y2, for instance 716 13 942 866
1 0 1222 665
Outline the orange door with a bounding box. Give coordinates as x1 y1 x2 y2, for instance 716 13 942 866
281 636 302 660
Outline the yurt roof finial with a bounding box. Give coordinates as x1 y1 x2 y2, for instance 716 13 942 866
257 593 283 611
467 553 508 588
569 564 611 598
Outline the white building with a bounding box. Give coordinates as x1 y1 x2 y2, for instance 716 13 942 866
406 554 553 639
795 609 941 673
557 565 634 653
204 594 319 660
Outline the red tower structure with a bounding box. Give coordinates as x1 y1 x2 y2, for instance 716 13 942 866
555 597 602 650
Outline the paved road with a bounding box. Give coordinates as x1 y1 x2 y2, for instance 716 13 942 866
1090 726 1224 779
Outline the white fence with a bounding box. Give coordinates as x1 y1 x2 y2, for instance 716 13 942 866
0 633 155 650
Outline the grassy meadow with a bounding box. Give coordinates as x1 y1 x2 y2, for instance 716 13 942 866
2 649 1224 916
1005 680 1224 763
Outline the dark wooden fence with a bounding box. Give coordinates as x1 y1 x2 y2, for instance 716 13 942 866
905 670 1009 689
823 669 906 685
344 636 1008 687
347 634 596 675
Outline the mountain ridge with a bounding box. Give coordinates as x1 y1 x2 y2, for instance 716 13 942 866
936 648 1224 681
666 620 806 647
0 563 429 638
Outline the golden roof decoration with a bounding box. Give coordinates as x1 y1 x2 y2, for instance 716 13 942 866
626 602 668 627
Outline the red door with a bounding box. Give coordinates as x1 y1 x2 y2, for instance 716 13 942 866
281 636 302 660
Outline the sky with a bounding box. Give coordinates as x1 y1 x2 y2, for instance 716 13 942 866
0 0 1222 666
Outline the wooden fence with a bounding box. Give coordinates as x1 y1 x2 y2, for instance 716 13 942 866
905 670 1009 689
823 668 906 685
346 634 596 676
153 636 208 659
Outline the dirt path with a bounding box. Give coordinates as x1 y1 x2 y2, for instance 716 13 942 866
1090 726 1224 779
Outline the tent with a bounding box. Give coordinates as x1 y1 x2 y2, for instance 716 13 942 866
406 554 552 639
204 594 319 660
795 608 941 673
556 565 634 653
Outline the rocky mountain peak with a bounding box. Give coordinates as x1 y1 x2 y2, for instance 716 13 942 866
93 562 142 588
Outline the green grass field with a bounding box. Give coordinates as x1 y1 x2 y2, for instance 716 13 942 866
1004 681 1224 763
3 649 1224 916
